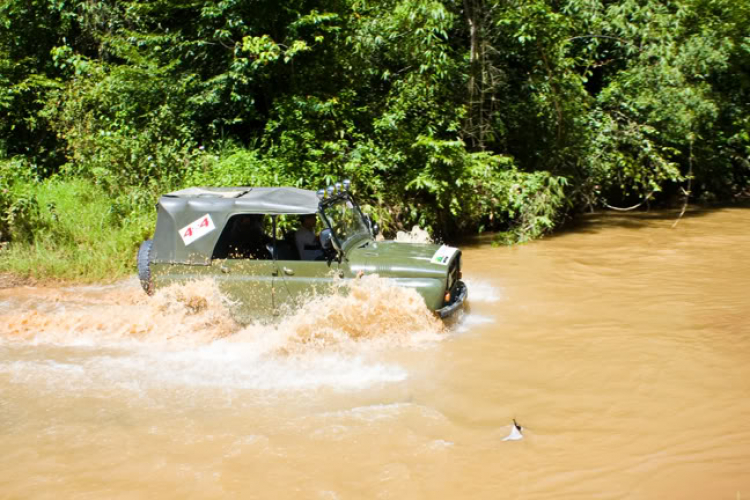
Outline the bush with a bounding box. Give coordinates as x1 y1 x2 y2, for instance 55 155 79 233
184 147 293 188
0 177 155 281
0 158 41 243
493 171 569 245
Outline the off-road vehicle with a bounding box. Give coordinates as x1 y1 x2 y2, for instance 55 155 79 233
137 183 466 323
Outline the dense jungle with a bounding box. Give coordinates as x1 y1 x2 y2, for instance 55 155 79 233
1 0 748 281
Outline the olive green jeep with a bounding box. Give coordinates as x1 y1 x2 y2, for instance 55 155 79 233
137 183 466 323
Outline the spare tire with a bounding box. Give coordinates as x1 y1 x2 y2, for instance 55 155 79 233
137 239 155 295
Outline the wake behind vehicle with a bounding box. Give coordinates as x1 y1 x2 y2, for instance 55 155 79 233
137 182 467 323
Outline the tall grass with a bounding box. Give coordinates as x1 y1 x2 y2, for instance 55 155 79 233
0 178 154 282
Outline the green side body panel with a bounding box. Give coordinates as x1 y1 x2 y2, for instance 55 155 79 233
342 242 450 310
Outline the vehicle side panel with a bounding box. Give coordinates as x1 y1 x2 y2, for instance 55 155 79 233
152 201 232 265
152 260 275 323
273 260 340 314
339 262 446 311
384 277 446 310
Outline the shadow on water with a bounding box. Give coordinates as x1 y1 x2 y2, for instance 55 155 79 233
554 200 750 238
456 200 750 248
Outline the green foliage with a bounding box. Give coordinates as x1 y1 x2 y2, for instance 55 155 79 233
492 172 569 245
41 50 201 192
185 148 292 188
0 178 154 282
0 158 40 243
1 0 749 280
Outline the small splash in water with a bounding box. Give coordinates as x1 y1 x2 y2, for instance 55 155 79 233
462 278 502 303
394 226 433 244
454 313 494 334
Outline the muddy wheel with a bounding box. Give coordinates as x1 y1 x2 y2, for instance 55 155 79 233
137 239 155 295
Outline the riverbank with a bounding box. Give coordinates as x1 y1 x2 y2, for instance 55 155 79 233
2 182 748 285
0 272 33 289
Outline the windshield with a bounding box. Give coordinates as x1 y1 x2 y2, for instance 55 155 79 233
322 198 370 246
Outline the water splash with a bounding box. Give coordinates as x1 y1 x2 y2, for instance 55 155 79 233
0 279 238 346
0 276 450 392
453 313 494 334
0 275 444 351
233 275 445 355
0 267 500 402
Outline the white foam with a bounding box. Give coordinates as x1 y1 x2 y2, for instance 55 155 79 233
463 278 503 303
0 344 408 395
394 226 433 244
453 313 494 334
428 439 454 449
316 402 410 422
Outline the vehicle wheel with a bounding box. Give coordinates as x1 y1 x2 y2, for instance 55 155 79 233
137 239 155 295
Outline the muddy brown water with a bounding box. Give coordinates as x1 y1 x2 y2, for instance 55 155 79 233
1 207 749 499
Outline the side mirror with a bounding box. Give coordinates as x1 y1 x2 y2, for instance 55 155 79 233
320 228 341 251
364 215 380 237
320 228 333 250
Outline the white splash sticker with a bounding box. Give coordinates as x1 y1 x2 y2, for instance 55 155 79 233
431 245 458 265
179 214 215 246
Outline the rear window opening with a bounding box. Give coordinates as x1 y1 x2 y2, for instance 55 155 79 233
212 214 273 260
211 214 306 261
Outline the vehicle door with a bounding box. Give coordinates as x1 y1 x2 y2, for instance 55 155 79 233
270 215 340 315
211 258 275 323
272 259 340 315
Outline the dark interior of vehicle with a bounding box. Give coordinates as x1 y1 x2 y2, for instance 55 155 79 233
272 231 299 260
212 214 300 261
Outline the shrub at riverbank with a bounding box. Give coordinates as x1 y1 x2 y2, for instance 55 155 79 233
0 167 152 282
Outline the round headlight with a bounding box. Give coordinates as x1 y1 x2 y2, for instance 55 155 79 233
326 185 335 197
335 182 342 193
317 189 325 200
343 179 351 191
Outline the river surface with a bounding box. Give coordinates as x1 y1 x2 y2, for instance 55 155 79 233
1 207 749 499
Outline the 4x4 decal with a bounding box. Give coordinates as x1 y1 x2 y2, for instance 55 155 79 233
179 214 215 246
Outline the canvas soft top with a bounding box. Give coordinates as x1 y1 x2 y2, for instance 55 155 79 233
152 187 321 265
161 187 320 214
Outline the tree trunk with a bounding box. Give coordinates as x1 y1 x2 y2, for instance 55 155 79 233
464 0 484 150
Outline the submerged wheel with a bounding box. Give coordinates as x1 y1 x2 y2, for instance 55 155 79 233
137 239 155 295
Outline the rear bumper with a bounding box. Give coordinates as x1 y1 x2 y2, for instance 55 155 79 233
436 280 467 319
